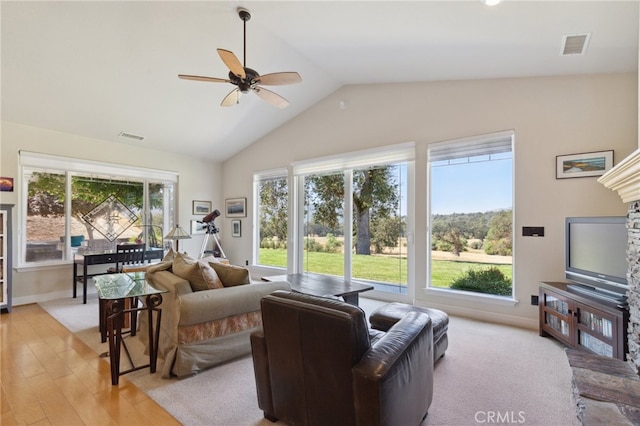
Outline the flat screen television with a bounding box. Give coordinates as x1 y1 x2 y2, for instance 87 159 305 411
565 216 628 303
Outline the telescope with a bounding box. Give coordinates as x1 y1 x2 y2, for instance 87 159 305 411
200 209 221 224
197 209 227 259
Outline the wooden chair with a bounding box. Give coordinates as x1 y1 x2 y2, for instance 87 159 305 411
115 243 146 272
100 243 146 342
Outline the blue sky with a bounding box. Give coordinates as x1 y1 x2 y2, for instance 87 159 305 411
431 157 512 215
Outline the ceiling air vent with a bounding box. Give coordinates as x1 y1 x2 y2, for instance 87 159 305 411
561 33 591 56
118 131 145 141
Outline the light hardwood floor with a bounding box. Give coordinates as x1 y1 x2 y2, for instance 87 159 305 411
1 303 180 426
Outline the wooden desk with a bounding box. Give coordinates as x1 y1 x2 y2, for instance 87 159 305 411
73 248 163 304
262 272 374 306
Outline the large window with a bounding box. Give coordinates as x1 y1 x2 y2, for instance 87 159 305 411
255 171 288 268
303 170 346 275
292 143 414 296
254 144 414 295
20 152 177 267
428 132 513 298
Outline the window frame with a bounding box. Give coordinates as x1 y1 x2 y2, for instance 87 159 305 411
426 131 516 303
18 151 178 269
253 168 290 271
290 143 415 299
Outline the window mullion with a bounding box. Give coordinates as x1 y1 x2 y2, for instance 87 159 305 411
64 171 72 261
344 170 353 282
291 173 305 274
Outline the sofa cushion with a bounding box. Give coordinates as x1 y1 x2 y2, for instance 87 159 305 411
173 253 223 291
210 262 250 287
146 260 173 274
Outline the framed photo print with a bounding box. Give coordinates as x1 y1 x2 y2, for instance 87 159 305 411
190 220 205 235
225 197 246 217
231 219 241 237
0 177 14 192
556 150 613 179
192 200 212 215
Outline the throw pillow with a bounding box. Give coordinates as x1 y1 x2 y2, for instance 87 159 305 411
200 255 220 264
145 260 173 274
209 262 251 287
162 248 176 262
173 253 223 291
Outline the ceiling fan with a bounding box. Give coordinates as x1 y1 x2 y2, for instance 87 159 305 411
179 7 302 109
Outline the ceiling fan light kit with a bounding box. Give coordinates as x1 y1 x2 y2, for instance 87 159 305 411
178 7 302 108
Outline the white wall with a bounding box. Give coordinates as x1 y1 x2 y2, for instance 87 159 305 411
221 73 638 328
0 121 223 304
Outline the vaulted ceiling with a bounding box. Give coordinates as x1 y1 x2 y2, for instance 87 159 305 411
2 1 638 161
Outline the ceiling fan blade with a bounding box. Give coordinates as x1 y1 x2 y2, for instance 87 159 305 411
178 74 230 83
257 72 302 86
217 49 246 79
221 88 241 107
253 86 289 109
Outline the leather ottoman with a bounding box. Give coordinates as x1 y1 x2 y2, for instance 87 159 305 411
370 302 449 363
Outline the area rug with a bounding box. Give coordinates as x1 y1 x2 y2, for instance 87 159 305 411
39 296 580 426
39 295 278 425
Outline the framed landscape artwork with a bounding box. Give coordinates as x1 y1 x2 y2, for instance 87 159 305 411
0 177 13 192
556 150 613 179
190 220 205 235
193 200 212 215
225 197 246 217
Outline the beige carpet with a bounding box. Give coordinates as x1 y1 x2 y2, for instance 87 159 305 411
39 295 580 426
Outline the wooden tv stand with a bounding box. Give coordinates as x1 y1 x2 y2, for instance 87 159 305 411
539 281 629 360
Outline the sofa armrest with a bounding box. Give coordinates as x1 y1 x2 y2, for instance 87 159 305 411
146 270 193 296
352 311 434 426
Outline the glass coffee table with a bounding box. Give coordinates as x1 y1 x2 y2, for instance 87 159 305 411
94 272 166 385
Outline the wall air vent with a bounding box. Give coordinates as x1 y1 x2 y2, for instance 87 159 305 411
561 33 591 56
118 131 145 141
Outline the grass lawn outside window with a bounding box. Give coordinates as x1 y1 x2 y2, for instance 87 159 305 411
258 248 512 290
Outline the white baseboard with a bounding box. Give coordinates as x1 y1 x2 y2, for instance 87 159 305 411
414 300 539 330
13 287 98 307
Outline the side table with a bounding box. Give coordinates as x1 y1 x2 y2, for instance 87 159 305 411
94 272 166 385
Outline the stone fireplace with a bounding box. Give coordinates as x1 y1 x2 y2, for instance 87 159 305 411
563 151 640 425
599 149 640 372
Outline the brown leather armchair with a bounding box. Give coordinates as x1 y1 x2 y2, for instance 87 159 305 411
250 291 434 426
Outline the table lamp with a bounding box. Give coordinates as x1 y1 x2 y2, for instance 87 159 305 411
164 224 192 252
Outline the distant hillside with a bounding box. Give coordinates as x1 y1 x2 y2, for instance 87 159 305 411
431 210 511 241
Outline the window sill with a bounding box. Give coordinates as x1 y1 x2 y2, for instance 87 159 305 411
16 261 71 273
423 287 519 307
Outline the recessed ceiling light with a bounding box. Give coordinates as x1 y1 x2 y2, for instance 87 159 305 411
484 0 502 5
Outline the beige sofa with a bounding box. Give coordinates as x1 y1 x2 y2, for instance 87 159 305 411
140 254 290 378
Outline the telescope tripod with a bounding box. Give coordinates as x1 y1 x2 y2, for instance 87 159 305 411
199 223 227 259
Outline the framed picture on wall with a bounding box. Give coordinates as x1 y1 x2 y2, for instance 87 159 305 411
0 177 14 192
190 220 205 235
225 197 246 217
556 150 613 179
231 220 241 237
193 200 212 215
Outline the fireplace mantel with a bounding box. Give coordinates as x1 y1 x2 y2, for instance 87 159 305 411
598 148 640 202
